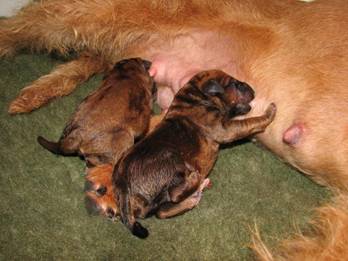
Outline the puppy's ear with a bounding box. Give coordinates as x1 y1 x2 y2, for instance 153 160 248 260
202 80 224 96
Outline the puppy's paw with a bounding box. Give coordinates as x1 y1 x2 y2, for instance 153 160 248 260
265 103 277 120
186 191 203 208
200 178 212 191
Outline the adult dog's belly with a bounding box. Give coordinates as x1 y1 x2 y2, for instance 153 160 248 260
138 30 348 191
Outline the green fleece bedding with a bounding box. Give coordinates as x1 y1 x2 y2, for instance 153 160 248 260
0 54 329 260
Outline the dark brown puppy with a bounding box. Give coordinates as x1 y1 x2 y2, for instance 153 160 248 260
113 70 276 238
37 58 155 168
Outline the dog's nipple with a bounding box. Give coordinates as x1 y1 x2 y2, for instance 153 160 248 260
283 123 304 146
148 66 157 77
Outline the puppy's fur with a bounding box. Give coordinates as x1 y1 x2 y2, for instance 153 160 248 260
37 58 155 167
113 70 276 238
2 0 348 258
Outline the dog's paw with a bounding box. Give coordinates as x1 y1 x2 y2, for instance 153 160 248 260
8 87 47 114
265 103 277 120
187 191 203 207
200 178 212 191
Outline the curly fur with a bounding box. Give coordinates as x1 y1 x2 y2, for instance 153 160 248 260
252 194 348 261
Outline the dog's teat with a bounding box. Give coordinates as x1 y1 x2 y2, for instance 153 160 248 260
283 123 304 146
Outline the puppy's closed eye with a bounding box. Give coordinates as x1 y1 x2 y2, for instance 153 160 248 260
202 80 224 96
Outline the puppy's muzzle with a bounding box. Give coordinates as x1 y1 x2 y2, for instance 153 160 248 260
235 82 255 103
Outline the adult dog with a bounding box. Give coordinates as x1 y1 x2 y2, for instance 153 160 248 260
1 0 348 259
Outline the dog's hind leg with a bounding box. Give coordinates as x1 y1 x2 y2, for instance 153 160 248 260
169 166 202 203
156 192 203 219
156 178 210 219
8 53 110 114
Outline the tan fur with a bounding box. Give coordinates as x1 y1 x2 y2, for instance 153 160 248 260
85 164 119 218
252 194 348 261
8 53 111 114
1 0 348 258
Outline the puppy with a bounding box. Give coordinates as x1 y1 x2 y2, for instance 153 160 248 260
112 70 276 238
37 58 155 168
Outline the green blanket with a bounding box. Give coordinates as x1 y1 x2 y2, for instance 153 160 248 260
0 54 329 260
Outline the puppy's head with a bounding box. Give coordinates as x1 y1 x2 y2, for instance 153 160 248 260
115 57 152 73
187 70 255 118
114 58 156 96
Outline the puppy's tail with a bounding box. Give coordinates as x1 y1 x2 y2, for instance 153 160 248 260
37 136 64 156
118 188 149 239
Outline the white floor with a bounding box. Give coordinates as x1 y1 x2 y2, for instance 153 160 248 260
0 0 31 17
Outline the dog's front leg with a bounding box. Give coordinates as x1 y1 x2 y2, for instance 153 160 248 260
212 103 276 144
8 53 110 114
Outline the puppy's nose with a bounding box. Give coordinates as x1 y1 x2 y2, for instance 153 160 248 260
142 60 152 70
236 103 252 114
229 103 251 117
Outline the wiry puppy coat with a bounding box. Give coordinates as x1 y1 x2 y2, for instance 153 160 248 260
112 70 276 238
37 58 155 168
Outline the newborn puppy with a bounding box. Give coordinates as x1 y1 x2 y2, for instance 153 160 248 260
113 70 277 238
37 58 155 168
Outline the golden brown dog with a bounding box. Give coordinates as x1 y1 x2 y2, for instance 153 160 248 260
111 70 276 238
2 0 348 258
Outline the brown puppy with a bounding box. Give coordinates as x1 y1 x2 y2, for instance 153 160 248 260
2 0 348 258
37 57 155 168
112 70 276 238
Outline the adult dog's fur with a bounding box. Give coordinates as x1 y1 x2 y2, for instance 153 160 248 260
1 0 348 258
